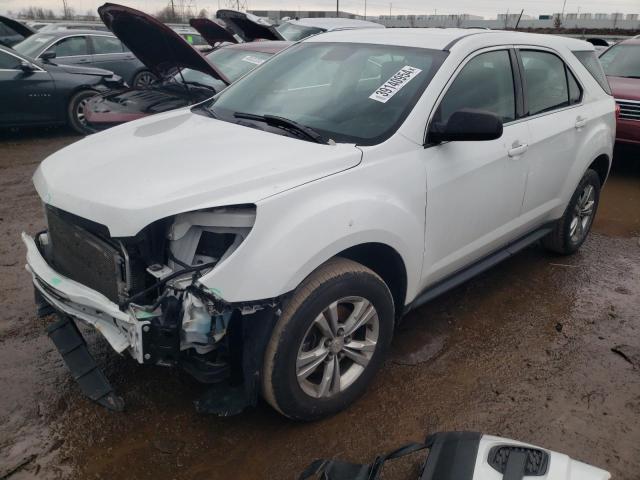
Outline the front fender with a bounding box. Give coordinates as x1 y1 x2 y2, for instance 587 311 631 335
199 165 426 305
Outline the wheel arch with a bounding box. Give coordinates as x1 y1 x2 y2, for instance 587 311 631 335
337 242 408 319
588 153 611 186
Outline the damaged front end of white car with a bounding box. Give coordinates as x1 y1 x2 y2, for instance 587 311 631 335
23 204 279 414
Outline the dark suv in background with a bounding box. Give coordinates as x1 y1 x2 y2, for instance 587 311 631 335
12 30 156 87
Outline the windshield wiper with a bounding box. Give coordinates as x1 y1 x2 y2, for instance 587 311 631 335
233 112 333 145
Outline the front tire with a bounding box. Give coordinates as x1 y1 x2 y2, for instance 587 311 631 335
67 90 97 135
543 168 601 255
262 258 394 421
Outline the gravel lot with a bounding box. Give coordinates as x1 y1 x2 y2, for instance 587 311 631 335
1 127 639 480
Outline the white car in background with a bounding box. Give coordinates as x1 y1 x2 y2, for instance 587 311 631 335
276 17 384 40
24 28 614 421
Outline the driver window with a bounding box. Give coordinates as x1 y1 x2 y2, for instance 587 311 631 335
435 50 516 125
0 51 21 70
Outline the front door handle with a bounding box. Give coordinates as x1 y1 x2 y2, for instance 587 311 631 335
575 116 587 129
508 143 528 158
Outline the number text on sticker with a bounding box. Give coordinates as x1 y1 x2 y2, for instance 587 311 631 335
369 65 422 104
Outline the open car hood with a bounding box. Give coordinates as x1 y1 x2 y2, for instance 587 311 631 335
0 15 35 40
189 18 238 46
215 10 284 42
98 3 229 83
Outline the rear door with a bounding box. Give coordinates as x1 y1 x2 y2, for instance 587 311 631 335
0 49 56 125
516 48 586 225
43 34 92 66
421 48 531 287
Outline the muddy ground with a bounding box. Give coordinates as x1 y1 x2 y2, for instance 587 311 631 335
0 128 639 480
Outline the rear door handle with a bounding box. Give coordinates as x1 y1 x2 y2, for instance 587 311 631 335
575 116 587 129
508 143 528 158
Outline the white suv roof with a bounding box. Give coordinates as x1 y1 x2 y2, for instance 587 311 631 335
287 17 384 31
307 28 594 52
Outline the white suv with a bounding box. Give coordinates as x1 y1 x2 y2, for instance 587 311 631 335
24 28 615 420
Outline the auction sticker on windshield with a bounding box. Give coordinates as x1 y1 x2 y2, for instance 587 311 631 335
369 66 422 103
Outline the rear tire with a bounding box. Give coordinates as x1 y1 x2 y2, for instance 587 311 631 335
262 258 394 421
543 168 601 255
67 90 97 135
132 70 158 89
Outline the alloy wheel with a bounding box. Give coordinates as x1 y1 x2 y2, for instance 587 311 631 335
134 72 157 88
76 97 90 127
569 184 596 243
296 296 379 399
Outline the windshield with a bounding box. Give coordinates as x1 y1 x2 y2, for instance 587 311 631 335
276 22 325 41
173 47 272 89
13 33 55 58
599 43 640 78
200 42 447 145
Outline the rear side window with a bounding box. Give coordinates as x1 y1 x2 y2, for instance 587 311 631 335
46 36 89 57
92 35 124 54
573 50 612 94
520 50 570 115
436 50 516 124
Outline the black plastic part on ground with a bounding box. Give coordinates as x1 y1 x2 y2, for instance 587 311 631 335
298 431 483 480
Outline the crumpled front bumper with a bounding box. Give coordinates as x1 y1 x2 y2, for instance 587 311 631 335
22 232 147 363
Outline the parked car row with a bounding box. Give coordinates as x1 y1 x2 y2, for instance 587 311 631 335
84 4 291 130
2 5 385 134
0 44 124 132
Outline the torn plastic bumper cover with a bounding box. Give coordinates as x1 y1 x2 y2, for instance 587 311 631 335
299 431 610 480
23 231 279 415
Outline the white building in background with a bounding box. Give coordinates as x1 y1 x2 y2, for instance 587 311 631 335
248 9 640 30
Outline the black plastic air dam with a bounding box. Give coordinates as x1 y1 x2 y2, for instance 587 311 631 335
47 315 124 411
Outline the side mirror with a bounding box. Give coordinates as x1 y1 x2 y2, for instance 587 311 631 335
429 109 503 143
40 51 56 62
20 61 36 73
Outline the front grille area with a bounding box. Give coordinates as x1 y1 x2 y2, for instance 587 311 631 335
617 99 640 121
46 207 127 303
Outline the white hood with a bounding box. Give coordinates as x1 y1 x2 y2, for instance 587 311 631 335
34 109 361 236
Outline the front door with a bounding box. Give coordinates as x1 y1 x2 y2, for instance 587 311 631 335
421 48 530 288
0 50 56 125
42 35 92 66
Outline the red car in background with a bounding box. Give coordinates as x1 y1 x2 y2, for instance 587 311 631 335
599 38 640 145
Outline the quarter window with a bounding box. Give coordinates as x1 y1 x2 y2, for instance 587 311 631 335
520 50 574 115
0 51 21 69
435 50 516 125
567 69 582 104
92 36 124 54
46 36 88 57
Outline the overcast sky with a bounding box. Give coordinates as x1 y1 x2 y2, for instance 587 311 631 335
2 0 639 19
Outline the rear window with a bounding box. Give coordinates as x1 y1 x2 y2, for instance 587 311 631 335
573 50 612 95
